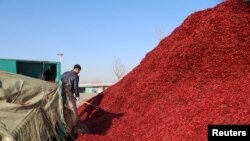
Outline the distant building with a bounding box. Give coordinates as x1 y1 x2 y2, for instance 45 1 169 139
79 83 114 94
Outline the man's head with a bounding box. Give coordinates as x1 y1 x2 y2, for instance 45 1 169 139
73 64 81 74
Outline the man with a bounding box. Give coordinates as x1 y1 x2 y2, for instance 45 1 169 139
61 64 81 103
61 64 81 133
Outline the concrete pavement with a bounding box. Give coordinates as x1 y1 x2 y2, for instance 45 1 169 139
76 93 99 107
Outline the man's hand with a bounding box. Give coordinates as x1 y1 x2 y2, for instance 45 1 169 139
76 97 80 101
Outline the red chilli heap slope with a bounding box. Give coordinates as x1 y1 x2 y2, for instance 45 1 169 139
77 0 250 140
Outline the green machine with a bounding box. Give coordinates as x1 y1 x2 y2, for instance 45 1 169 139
0 58 61 82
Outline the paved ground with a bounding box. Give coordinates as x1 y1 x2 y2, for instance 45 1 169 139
76 93 99 107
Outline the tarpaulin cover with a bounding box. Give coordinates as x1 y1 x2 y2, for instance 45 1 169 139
0 71 66 141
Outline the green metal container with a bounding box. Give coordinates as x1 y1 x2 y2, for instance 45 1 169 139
0 58 61 82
